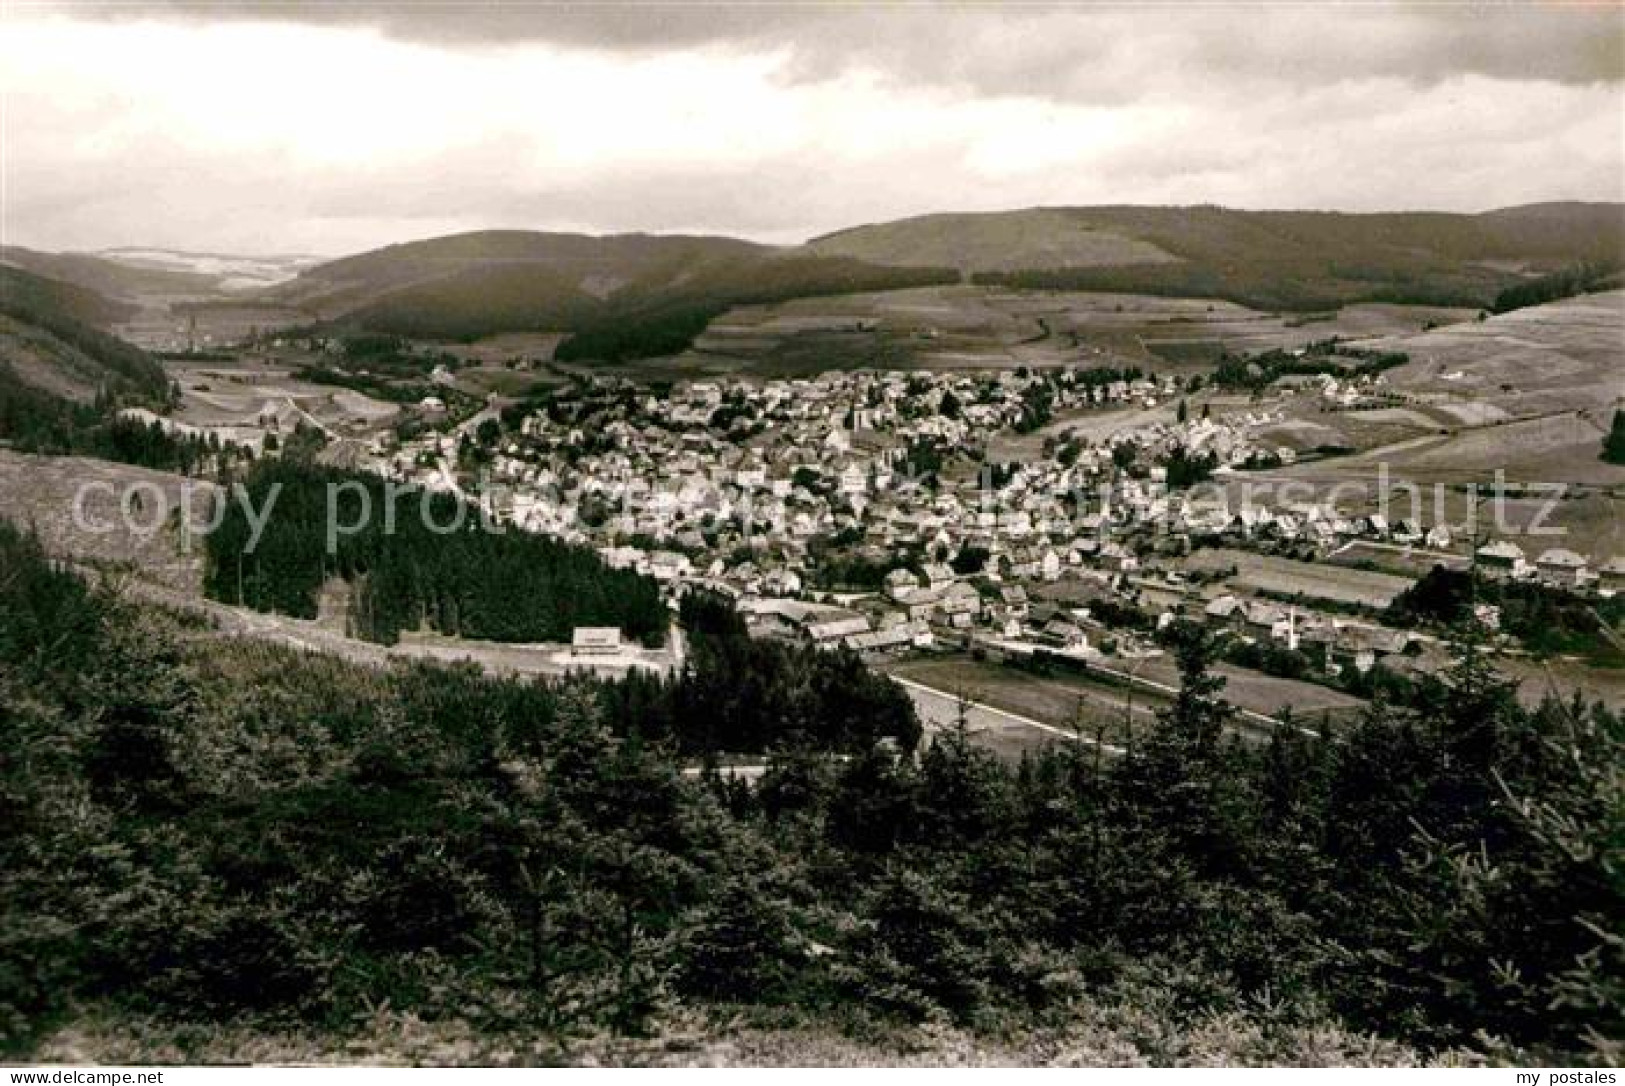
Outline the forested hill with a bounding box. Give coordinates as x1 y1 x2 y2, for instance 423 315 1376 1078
811 202 1625 312
274 229 771 314
0 265 229 471
202 460 670 646
262 229 959 355
0 265 164 400
3 519 1619 1063
0 244 219 303
247 203 1625 353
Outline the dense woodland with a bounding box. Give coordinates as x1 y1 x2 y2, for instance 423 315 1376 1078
318 245 958 359
1490 259 1624 314
552 257 958 363
1213 340 1410 392
3 519 1619 1062
202 460 669 646
1389 566 1625 666
599 590 921 755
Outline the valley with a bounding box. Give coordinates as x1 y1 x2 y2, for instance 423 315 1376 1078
5 213 1623 734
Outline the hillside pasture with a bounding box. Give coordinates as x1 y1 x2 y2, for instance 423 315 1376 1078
804 208 1183 272
1376 290 1624 419
166 355 400 439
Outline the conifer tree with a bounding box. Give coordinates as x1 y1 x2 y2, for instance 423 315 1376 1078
1603 408 1625 465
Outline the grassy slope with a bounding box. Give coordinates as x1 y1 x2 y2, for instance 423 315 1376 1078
806 209 1180 272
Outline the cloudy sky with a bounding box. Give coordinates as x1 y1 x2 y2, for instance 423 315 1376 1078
2 2 1621 255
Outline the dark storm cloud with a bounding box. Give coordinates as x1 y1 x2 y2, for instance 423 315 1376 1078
40 1 1625 96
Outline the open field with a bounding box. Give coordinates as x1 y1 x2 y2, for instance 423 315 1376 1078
0 450 214 592
120 298 309 351
440 331 569 366
1244 400 1622 491
884 654 1166 757
445 364 568 400
1199 292 1625 555
1378 291 1624 417
670 286 1476 377
158 354 404 464
1327 540 1471 578
883 650 1366 751
1497 653 1625 710
1126 655 1368 724
805 208 1184 272
168 355 399 428
1266 411 1623 486
1240 290 1625 475
1183 549 1415 610
1215 293 1625 562
893 676 1109 762
985 401 1189 462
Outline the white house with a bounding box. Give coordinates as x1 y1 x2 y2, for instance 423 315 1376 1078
571 627 623 657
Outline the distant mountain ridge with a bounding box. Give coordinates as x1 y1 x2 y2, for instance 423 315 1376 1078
97 248 322 292
271 230 773 318
1 245 216 304
2 244 318 300
265 202 1622 354
805 208 1182 272
810 201 1625 268
10 202 1622 360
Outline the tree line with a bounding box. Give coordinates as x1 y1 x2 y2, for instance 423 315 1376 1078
202 460 669 647
553 257 957 363
599 589 922 755
1490 259 1623 315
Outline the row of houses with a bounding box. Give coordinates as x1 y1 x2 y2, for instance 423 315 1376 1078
1477 542 1625 592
